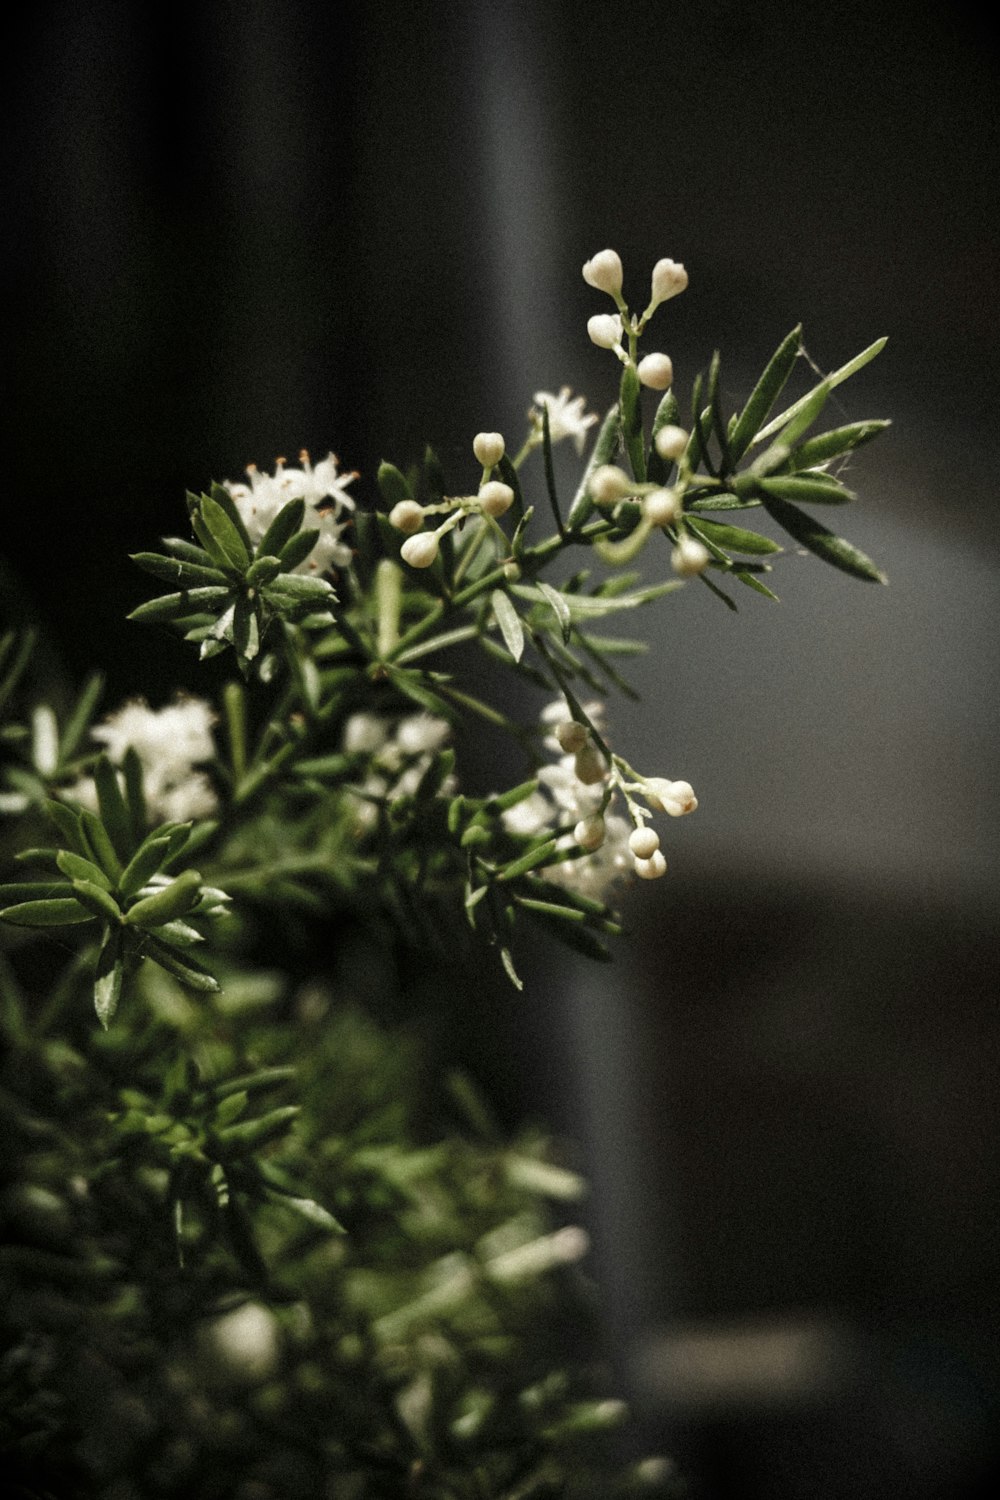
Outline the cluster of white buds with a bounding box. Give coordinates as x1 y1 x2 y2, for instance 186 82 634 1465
501 703 698 896
390 432 516 569
581 247 687 389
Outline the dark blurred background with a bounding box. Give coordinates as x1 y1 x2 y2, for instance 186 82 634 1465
3 2 999 1495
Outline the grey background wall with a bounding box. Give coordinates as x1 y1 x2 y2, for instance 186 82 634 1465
4 3 998 1495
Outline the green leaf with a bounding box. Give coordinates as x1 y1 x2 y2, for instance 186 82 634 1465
77 808 123 881
44 798 89 855
142 933 220 991
758 474 855 505
55 849 113 890
71 878 122 924
121 747 147 843
216 1105 300 1153
568 404 620 529
232 595 260 664
125 869 203 927
0 898 92 927
735 569 780 601
208 482 254 554
789 419 890 469
685 517 782 555
500 946 523 991
258 497 306 558
647 388 682 484
728 325 802 461
760 494 888 583
195 495 250 571
539 401 565 534
384 667 454 719
495 454 526 523
0 630 35 720
266 1191 346 1233
754 337 888 446
94 926 126 1029
93 755 134 861
0 880 73 901
276 529 321 572
128 587 231 624
131 552 227 588
619 362 645 482
264 572 335 605
496 839 559 882
535 581 573 643
491 589 525 663
163 533 216 566
57 672 104 765
118 838 172 898
377 461 412 507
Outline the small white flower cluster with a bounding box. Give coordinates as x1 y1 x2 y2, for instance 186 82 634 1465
223 450 358 573
67 697 218 823
502 703 698 900
529 387 598 454
341 711 454 833
582 248 688 389
390 432 519 570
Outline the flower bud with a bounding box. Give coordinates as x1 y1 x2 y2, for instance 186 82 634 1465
473 431 505 467
663 779 698 816
634 850 668 880
555 719 589 753
654 424 689 462
503 559 522 582
642 487 681 528
388 499 425 534
574 814 606 851
670 536 710 577
628 826 660 860
650 258 688 306
400 531 440 569
643 778 698 816
478 480 515 517
589 464 634 506
637 353 674 390
587 313 624 349
573 744 606 786
582 249 624 296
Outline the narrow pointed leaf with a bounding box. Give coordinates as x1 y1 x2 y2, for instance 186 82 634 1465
729 325 802 460
0 898 93 927
128 587 231 624
377 461 412 507
93 755 133 861
72 879 122 924
496 454 526 523
131 553 227 588
539 402 565 534
619 362 645 482
758 474 855 505
258 497 306 558
761 494 887 582
125 869 203 927
208 482 254 553
647 389 682 484
56 850 113 890
78 808 123 881
685 517 782 555
119 836 172 898
789 419 890 469
58 672 104 764
754 337 888 446
276 528 321 572
568 404 620 529
142 934 220 991
492 589 525 663
94 926 125 1028
535 582 572 642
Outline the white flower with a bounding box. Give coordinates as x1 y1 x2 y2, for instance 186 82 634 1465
587 313 624 350
531 388 598 455
649 258 689 306
341 713 453 836
223 450 357 574
629 826 660 860
634 850 667 880
642 777 698 816
637 352 674 390
73 697 218 823
582 249 624 296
